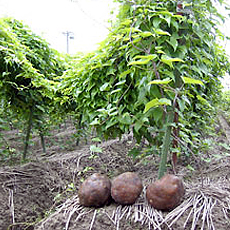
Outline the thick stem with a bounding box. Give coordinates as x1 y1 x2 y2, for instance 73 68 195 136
171 68 183 173
172 103 179 173
158 111 174 179
23 106 33 160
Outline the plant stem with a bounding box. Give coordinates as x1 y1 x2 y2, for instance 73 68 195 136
39 131 46 154
172 69 182 172
158 110 174 179
23 106 33 160
76 114 83 146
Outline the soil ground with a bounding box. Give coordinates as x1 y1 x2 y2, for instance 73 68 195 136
0 117 230 230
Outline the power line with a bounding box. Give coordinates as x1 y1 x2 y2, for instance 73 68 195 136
70 0 110 30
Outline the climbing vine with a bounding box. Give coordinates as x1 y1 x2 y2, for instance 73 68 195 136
1 1 229 174
0 18 65 159
56 0 229 177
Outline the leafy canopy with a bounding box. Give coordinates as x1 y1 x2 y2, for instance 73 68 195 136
0 17 64 118
57 0 229 146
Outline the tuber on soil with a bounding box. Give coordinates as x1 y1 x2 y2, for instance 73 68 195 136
146 174 185 210
78 173 111 207
111 172 143 205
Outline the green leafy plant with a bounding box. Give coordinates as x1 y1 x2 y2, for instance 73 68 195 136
55 0 229 178
0 18 65 160
77 166 95 182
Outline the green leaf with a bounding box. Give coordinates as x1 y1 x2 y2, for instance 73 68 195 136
162 14 171 27
167 35 178 51
111 88 121 94
152 17 162 28
100 82 110 91
172 14 184 19
128 59 151 65
134 120 143 132
149 78 172 85
105 119 118 129
36 105 45 112
177 98 186 112
144 99 159 112
90 145 102 153
152 107 163 123
161 55 184 68
187 164 195 171
91 137 101 142
157 11 173 17
115 80 126 86
119 112 132 124
128 147 140 159
157 50 165 54
119 69 132 78
140 31 154 38
90 118 100 126
191 66 202 77
133 54 157 60
129 54 157 66
120 19 132 26
182 77 204 85
171 18 179 31
154 29 171 36
144 98 171 113
159 98 172 106
196 95 211 108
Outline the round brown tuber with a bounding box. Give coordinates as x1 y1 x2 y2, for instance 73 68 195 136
78 173 111 207
146 174 185 210
111 172 143 205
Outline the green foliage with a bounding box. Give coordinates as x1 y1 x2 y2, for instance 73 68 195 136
0 17 65 159
220 89 230 124
1 0 229 170
51 1 229 178
0 17 64 113
57 0 229 148
221 90 230 111
90 145 103 153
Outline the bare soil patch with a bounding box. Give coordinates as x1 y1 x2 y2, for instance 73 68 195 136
0 119 230 230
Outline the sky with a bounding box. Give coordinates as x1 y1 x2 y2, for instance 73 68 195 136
0 0 230 89
0 0 118 53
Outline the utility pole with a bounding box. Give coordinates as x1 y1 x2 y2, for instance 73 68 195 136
62 31 74 54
